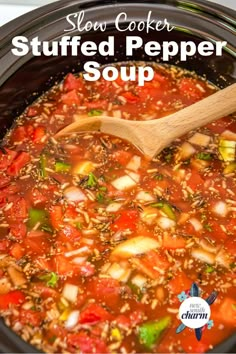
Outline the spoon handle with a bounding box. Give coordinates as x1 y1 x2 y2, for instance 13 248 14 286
153 83 236 145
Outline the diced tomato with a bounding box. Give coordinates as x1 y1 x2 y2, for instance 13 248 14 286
24 231 51 256
0 148 17 170
10 223 27 240
130 310 145 326
79 303 112 324
32 126 45 143
10 243 25 259
4 197 28 220
63 73 84 92
111 210 139 231
133 251 170 279
113 150 132 165
168 271 192 294
10 125 34 143
58 224 81 241
0 175 11 188
30 188 47 207
162 233 186 249
61 90 80 105
54 255 77 276
32 283 58 299
27 106 38 117
136 84 161 101
0 290 25 310
187 170 204 191
115 315 131 329
224 238 236 256
10 126 27 142
121 91 140 103
67 332 108 353
87 278 120 308
79 262 95 277
19 309 43 326
225 217 236 235
64 205 78 219
7 152 30 176
0 240 10 251
86 99 108 110
213 297 236 325
204 221 227 243
0 196 6 208
50 205 63 229
1 184 20 198
34 257 53 272
179 78 204 100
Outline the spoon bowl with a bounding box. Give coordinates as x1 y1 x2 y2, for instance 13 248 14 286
56 83 236 158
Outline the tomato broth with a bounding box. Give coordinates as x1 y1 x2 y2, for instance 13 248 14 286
0 63 235 353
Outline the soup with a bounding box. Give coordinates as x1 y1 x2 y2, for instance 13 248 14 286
0 63 235 353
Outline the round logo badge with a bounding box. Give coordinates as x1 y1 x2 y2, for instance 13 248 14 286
179 296 211 329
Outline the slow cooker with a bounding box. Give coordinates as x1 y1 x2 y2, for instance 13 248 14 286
0 0 235 352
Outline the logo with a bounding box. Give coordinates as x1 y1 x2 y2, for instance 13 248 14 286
176 283 218 341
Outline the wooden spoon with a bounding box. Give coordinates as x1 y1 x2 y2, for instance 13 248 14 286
56 83 236 158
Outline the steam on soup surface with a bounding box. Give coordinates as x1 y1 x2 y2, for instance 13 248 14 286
0 63 235 353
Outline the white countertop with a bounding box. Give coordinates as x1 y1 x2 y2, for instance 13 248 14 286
0 0 235 26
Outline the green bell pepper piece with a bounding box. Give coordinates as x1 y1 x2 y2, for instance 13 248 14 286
138 316 171 349
150 202 176 221
28 208 48 228
40 154 48 178
55 161 71 172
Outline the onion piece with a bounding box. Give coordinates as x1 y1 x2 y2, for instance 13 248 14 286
106 262 131 282
112 110 122 118
64 246 89 258
188 132 211 147
62 283 79 302
221 130 236 141
71 257 87 264
125 170 140 183
212 201 228 217
215 249 231 268
73 160 95 175
0 277 11 294
177 142 196 160
141 207 159 225
111 175 137 190
64 186 87 202
191 248 215 264
65 310 80 329
7 266 27 286
199 239 218 254
111 236 160 259
136 191 155 202
131 274 147 288
189 217 203 232
157 217 176 230
106 202 122 212
126 155 141 171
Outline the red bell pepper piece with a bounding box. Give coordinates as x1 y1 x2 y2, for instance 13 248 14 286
111 210 139 231
79 303 112 324
7 152 30 176
0 290 25 310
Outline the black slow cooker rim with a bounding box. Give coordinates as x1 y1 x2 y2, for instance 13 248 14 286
0 0 235 353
